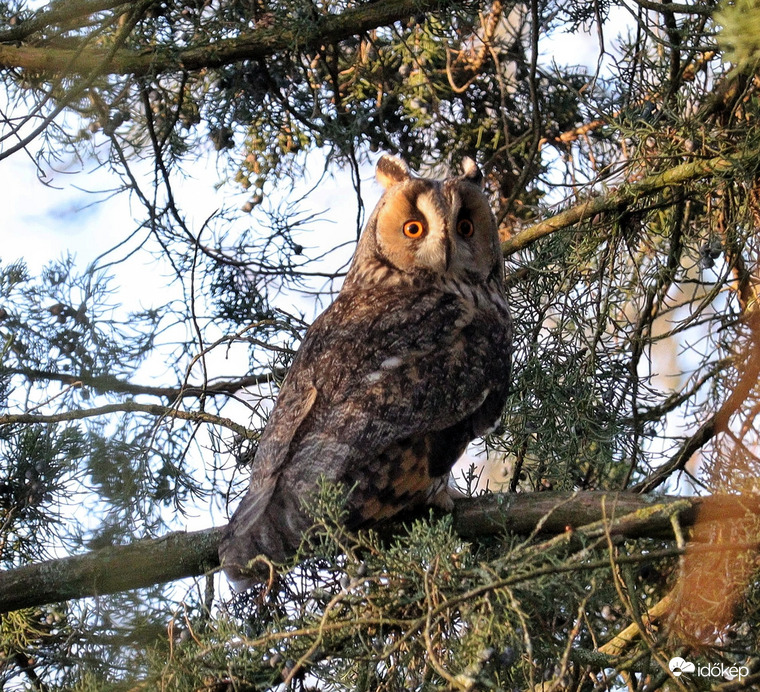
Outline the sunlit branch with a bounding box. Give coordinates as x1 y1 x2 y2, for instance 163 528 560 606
501 155 734 256
445 0 504 93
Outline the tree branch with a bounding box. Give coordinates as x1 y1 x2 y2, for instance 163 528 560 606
0 401 256 439
501 156 733 256
4 367 284 401
0 527 225 613
2 491 757 613
0 0 450 76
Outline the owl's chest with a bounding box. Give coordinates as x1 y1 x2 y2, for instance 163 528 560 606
310 283 507 389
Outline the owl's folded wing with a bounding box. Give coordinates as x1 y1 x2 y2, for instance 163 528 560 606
221 284 510 586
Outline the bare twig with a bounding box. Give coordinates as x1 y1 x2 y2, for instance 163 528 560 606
3 367 285 400
0 401 256 439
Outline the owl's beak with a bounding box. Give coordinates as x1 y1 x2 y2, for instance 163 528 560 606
415 227 451 274
430 231 452 273
442 234 453 271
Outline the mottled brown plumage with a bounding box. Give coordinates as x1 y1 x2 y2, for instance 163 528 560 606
219 155 512 589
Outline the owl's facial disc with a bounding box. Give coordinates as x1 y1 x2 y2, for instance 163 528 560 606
370 182 450 276
363 170 499 284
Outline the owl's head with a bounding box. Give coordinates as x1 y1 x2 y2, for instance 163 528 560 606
345 156 503 288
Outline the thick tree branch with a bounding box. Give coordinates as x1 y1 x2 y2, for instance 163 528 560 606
0 527 225 613
501 156 733 256
2 491 758 613
0 0 450 76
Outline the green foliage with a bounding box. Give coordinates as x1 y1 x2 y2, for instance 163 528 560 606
0 424 85 563
716 0 760 67
0 257 157 379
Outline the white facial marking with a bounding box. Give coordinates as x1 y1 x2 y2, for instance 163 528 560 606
413 190 449 270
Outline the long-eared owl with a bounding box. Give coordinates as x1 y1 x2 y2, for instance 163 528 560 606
220 155 512 588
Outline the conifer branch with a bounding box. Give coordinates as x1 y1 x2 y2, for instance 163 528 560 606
0 0 450 76
501 156 734 256
2 491 756 614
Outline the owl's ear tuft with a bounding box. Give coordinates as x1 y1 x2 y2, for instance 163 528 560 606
376 155 411 189
461 157 483 186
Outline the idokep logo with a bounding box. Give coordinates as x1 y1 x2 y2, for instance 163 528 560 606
668 657 749 681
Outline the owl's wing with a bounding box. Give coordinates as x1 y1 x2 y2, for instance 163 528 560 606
221 284 510 585
219 380 317 581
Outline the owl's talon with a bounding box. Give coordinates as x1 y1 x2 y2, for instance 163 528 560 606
428 483 462 511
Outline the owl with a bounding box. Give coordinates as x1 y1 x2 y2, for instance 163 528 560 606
219 155 513 588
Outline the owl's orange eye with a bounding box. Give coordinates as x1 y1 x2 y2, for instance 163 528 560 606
403 220 425 238
457 218 475 238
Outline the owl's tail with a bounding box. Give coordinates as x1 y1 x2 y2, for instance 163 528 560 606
218 476 306 590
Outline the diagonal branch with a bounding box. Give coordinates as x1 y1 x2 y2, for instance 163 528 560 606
0 0 450 76
501 155 733 256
